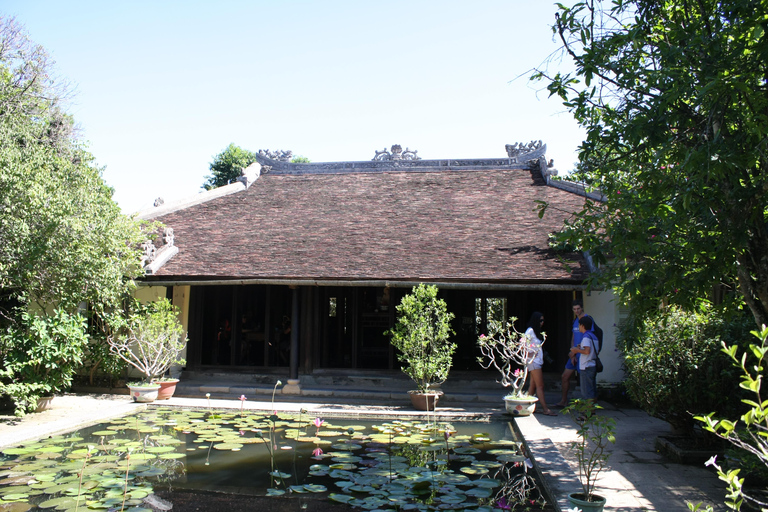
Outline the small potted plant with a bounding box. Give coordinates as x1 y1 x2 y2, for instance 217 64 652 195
108 298 187 403
387 284 456 411
563 399 615 511
477 317 541 416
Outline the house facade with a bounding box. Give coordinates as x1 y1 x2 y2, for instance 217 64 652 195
136 143 622 388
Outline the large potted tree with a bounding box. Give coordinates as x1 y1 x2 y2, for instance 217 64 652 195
108 298 187 402
387 284 456 411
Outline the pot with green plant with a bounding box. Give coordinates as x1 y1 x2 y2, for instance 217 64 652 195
477 317 542 416
563 399 616 511
108 298 187 403
386 284 456 411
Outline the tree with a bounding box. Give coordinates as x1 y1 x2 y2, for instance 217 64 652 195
202 143 257 190
108 299 187 384
0 18 148 410
0 17 146 318
533 0 768 328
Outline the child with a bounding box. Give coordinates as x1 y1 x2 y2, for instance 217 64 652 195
569 315 598 400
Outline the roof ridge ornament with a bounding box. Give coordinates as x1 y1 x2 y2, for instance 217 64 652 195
372 144 421 161
505 140 543 159
258 149 293 162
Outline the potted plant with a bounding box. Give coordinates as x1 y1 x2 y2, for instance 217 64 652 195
563 399 616 511
386 284 456 411
477 317 541 416
108 298 187 403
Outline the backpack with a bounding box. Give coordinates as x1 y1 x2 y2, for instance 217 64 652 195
592 321 603 354
584 329 604 373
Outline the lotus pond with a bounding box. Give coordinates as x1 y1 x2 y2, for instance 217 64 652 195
0 407 551 511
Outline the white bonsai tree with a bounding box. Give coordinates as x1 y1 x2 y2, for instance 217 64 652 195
108 298 187 384
477 317 541 399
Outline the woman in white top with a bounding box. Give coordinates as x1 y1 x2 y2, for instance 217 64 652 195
525 312 556 416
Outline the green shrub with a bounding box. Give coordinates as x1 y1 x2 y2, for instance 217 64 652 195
0 309 89 415
387 284 456 392
621 305 752 434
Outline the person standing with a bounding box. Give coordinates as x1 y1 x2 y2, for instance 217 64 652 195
569 315 598 400
555 300 592 407
524 312 556 415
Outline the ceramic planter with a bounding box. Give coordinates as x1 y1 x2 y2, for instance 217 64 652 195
503 396 538 416
567 492 606 512
409 391 442 411
155 379 179 400
127 384 161 403
35 396 54 412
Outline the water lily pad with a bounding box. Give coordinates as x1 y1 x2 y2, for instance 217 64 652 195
317 431 344 437
328 493 354 503
459 466 488 475
329 463 356 470
265 488 285 496
1 494 28 501
212 443 243 451
465 487 493 498
440 494 467 504
495 453 526 463
38 496 77 509
0 503 32 512
453 447 481 454
1 449 30 456
145 446 176 454
330 443 362 451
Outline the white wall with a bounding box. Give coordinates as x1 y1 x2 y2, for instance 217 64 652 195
583 290 624 385
134 286 167 304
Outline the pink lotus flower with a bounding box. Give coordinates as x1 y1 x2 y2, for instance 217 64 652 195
312 447 323 458
239 395 247 416
313 417 324 428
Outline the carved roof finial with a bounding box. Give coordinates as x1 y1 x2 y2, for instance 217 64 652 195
372 144 421 161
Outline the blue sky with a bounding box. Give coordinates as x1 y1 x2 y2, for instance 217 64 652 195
4 1 584 213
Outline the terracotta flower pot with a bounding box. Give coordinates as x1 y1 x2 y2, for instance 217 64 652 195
155 379 179 400
409 391 442 411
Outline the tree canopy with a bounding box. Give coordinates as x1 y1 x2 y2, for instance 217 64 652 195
0 17 146 318
202 143 257 190
534 0 768 328
202 144 312 190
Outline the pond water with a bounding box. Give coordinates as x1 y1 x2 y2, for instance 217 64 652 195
0 407 550 511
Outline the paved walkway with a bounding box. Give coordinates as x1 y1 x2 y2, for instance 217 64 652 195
0 392 729 512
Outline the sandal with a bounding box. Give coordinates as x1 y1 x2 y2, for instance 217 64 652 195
536 409 557 416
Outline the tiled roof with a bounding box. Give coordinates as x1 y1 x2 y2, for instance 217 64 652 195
145 167 590 286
